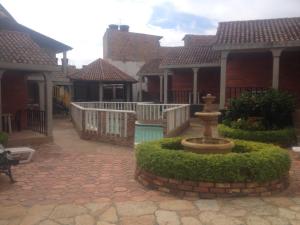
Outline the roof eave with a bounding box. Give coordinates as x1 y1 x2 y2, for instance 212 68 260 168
213 40 300 51
0 62 60 72
138 72 164 76
160 63 221 69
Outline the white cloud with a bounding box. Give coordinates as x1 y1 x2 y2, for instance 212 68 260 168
1 0 299 67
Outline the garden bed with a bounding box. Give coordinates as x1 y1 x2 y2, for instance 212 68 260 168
218 124 297 147
135 137 290 198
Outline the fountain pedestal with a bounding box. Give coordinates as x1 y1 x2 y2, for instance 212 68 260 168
181 94 234 154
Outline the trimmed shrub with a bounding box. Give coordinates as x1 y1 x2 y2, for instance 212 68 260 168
225 89 296 129
0 132 8 146
218 124 297 147
136 137 291 183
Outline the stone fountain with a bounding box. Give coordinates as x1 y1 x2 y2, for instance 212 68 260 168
181 94 234 154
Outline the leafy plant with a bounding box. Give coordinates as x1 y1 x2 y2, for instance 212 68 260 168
0 132 8 146
218 124 297 147
225 89 296 129
136 137 291 183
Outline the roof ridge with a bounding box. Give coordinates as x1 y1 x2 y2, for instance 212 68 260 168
219 16 300 24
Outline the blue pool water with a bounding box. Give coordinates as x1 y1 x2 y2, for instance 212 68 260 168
135 123 163 144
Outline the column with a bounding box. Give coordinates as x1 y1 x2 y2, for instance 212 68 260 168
192 68 199 104
44 73 53 137
112 85 116 100
0 71 4 132
159 75 163 103
126 83 131 102
99 82 103 101
163 70 168 104
138 76 143 101
219 51 229 109
38 81 45 111
271 49 283 89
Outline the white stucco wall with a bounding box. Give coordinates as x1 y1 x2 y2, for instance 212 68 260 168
106 59 145 101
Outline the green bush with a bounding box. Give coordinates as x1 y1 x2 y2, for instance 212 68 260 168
225 89 296 129
218 124 297 147
136 137 291 183
0 132 8 146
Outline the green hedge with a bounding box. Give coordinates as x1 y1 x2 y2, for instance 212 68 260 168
136 137 291 183
0 132 8 146
218 124 297 147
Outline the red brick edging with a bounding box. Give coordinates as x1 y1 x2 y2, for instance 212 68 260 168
135 167 289 198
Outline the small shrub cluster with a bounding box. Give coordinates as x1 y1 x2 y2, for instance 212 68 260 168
136 137 291 183
218 124 297 147
0 132 8 146
225 89 296 130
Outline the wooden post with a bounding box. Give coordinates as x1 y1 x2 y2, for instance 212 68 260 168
159 75 163 103
192 68 199 104
44 73 53 137
163 70 168 104
138 76 143 101
219 51 229 109
99 82 103 101
0 70 4 132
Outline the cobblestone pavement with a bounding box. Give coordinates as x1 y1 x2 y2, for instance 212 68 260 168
0 119 300 225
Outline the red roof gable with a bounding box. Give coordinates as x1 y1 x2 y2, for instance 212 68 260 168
161 46 220 68
69 58 136 82
0 31 57 66
214 17 300 50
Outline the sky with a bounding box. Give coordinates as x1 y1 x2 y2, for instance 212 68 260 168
1 0 300 67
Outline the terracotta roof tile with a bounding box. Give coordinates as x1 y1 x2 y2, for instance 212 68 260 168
215 17 300 49
161 46 220 67
0 31 57 66
183 35 216 47
68 58 136 82
138 58 164 76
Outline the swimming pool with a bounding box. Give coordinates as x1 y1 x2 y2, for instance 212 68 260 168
135 123 163 144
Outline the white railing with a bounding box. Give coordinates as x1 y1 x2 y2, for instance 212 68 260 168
163 104 190 134
136 104 183 122
71 101 191 144
74 102 141 112
70 103 84 131
71 103 136 146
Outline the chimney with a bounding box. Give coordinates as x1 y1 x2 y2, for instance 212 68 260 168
108 24 118 30
61 51 68 74
119 25 129 32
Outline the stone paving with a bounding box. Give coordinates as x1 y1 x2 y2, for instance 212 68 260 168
0 119 300 225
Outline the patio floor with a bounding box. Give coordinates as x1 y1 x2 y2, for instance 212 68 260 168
0 119 300 225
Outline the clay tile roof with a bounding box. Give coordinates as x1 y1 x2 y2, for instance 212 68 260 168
104 29 162 61
68 58 137 83
214 17 300 50
183 35 216 47
161 46 220 68
0 31 57 66
138 58 164 76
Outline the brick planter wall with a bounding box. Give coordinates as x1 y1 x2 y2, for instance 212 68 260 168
135 167 289 198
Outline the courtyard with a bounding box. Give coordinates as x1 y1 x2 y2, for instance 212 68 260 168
0 119 300 225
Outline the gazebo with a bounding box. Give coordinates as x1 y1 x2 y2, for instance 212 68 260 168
69 58 136 102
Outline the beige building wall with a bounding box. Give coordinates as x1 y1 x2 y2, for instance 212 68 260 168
105 59 144 100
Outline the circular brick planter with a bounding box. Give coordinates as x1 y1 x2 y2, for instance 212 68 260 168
135 167 289 198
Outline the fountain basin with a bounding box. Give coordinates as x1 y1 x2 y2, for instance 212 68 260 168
181 137 234 154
